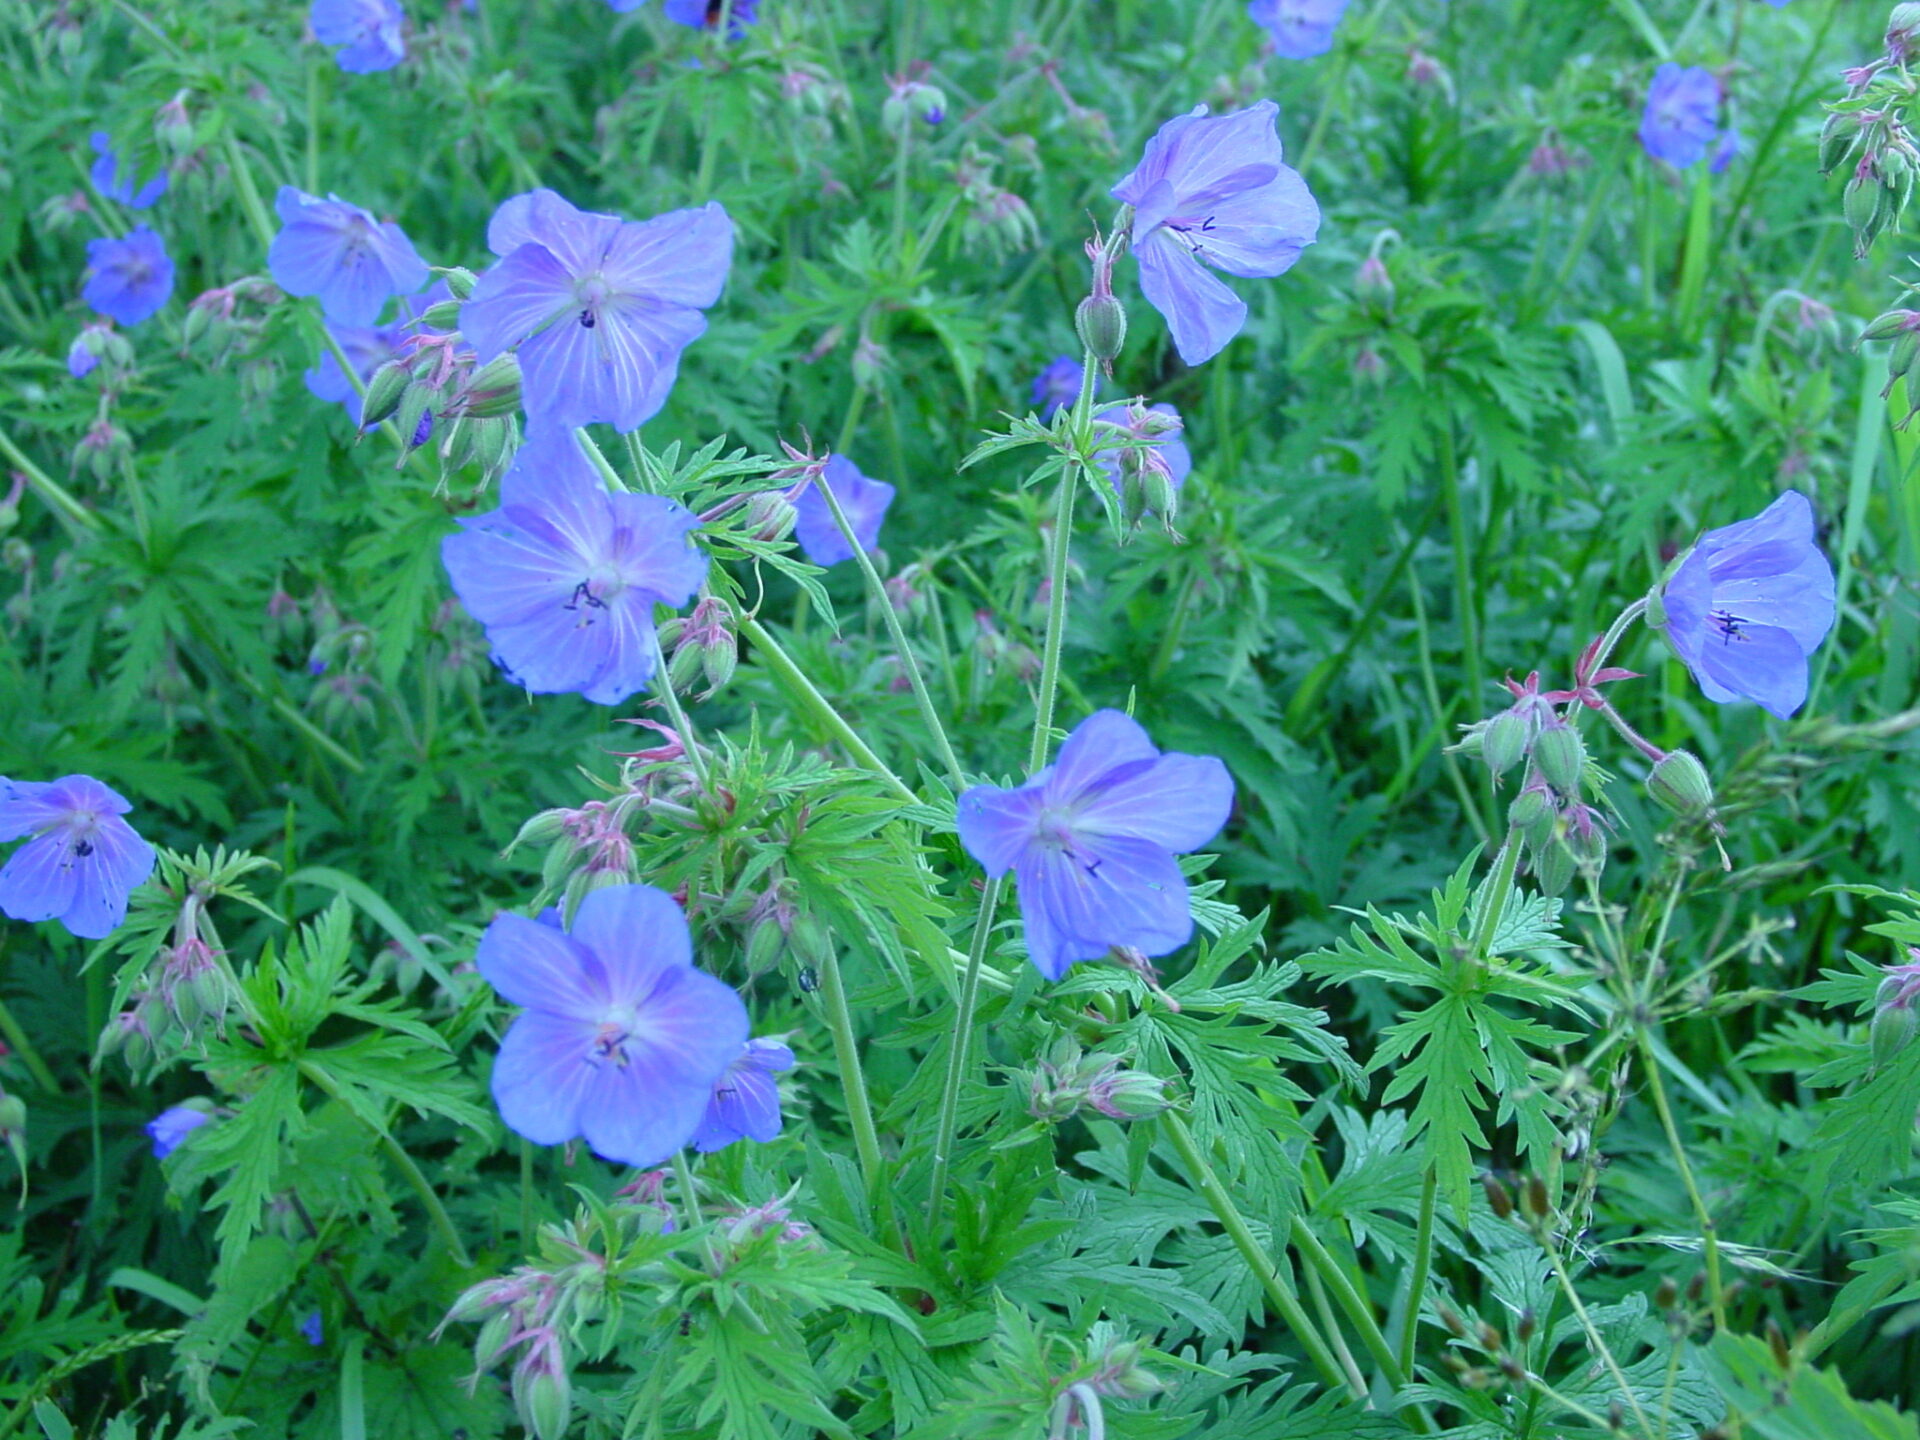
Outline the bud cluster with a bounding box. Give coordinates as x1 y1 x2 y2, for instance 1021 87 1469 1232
358 291 522 484
440 1258 591 1440
881 66 946 130
1025 1037 1170 1124
657 593 738 699
1434 1294 1539 1393
1859 304 1920 426
1819 5 1920 256
1099 399 1183 535
98 881 238 1076
952 142 1038 259
1462 671 1612 896
1870 949 1920 1071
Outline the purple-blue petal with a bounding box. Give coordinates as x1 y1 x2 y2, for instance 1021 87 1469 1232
792 455 894 567
82 228 173 327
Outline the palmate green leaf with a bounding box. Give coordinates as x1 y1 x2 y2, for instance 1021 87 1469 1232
1703 1333 1920 1440
1803 1039 1920 1194
190 1066 308 1273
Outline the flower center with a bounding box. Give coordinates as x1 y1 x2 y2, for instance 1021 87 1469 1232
1033 806 1081 852
589 1004 639 1067
1709 609 1749 644
576 275 612 327
562 566 626 626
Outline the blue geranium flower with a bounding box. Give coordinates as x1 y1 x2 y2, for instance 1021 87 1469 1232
689 1037 795 1152
440 430 708 705
1656 491 1836 720
476 884 747 1167
145 1105 210 1158
1110 101 1320 365
1031 355 1087 420
81 228 174 327
462 188 732 433
311 0 406 73
268 187 429 327
0 774 156 939
89 133 167 209
1246 0 1348 59
957 711 1234 980
1639 63 1721 169
792 455 895 568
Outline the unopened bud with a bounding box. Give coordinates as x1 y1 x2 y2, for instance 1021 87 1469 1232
1482 1174 1514 1220
1075 293 1127 362
1515 1307 1536 1343
744 489 796 542
1532 839 1576 897
154 91 195 159
1521 1175 1551 1223
1507 784 1556 844
439 266 479 301
515 1353 572 1440
1860 308 1920 343
360 358 411 427
1890 2 1920 61
1532 721 1585 794
420 297 464 330
1819 112 1862 176
460 353 523 419
1647 749 1714 818
1354 254 1393 310
1654 1277 1679 1311
1481 710 1528 778
1872 1003 1918 1070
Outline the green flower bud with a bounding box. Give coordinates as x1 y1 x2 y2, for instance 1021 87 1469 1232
0 505 16 537
1872 1003 1918 1070
1507 785 1556 844
515 1357 571 1440
1532 721 1585 795
1075 293 1128 363
1647 749 1714 818
360 358 412 427
1861 309 1920 343
745 489 796 542
419 298 464 330
1532 840 1576 897
461 354 523 419
1819 113 1862 175
439 266 479 301
1481 710 1529 778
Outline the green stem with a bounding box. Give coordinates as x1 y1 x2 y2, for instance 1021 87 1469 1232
1634 1032 1729 1335
1304 1263 1370 1398
1027 350 1096 774
1438 426 1484 738
0 424 100 537
925 874 1004 1226
221 133 278 251
645 623 713 794
813 466 965 786
815 945 885 1202
735 614 917 802
673 1149 702 1232
1468 830 1522 961
1397 1166 1437 1379
1162 1114 1354 1397
519 1137 535 1246
0 991 58 1094
890 122 913 264
299 1061 472 1268
1290 1215 1423 1408
1538 1224 1658 1439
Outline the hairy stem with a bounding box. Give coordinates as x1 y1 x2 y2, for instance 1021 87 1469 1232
1162 1114 1355 1398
